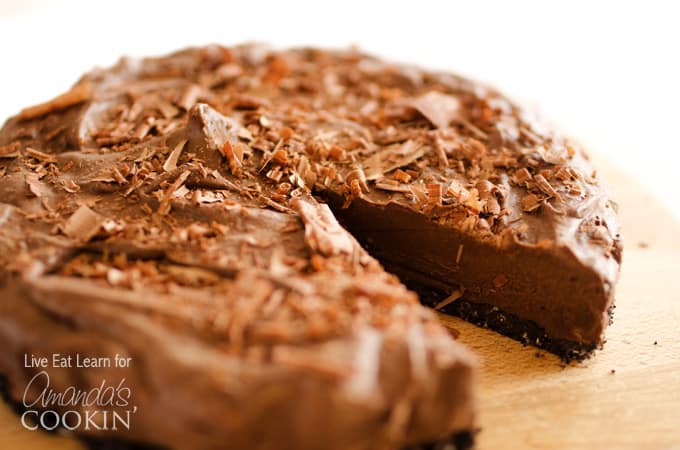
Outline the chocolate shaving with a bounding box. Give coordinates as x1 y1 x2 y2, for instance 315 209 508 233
62 205 105 241
476 180 502 215
25 173 42 197
375 179 411 193
328 145 346 161
427 183 443 206
345 168 369 194
461 188 483 213
521 193 542 212
447 179 471 202
534 174 560 199
434 289 463 310
392 169 411 183
460 119 487 139
111 166 128 184
296 155 316 188
292 198 354 257
25 147 56 162
192 190 224 204
433 137 449 168
187 103 246 171
163 139 187 172
222 141 245 175
260 195 291 213
406 91 462 129
455 244 464 265
157 99 180 119
0 142 21 158
542 145 568 165
177 84 203 110
62 179 81 193
362 140 425 180
18 83 90 121
514 168 532 185
106 268 130 287
158 170 191 215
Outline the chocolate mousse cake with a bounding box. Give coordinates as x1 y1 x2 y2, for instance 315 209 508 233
0 108 477 449
0 43 621 448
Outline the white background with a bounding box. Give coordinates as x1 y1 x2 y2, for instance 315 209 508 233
1 0 678 219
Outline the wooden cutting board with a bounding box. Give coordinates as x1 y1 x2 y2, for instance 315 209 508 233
2 156 679 450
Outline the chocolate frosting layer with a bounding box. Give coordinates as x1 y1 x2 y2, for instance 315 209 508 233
0 43 622 447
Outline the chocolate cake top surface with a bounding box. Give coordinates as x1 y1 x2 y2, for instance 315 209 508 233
0 43 621 272
1 44 622 344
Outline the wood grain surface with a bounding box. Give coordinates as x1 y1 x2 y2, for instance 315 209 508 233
2 157 679 450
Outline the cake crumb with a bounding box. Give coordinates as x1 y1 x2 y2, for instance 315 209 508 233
446 327 461 339
493 274 509 289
